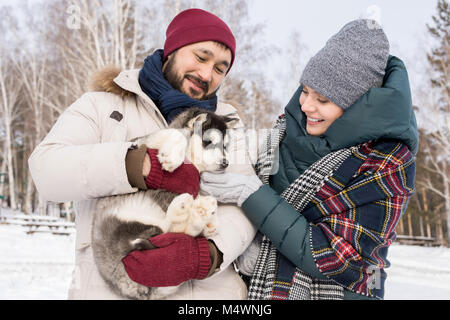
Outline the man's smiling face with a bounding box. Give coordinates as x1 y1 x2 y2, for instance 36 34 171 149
162 41 232 100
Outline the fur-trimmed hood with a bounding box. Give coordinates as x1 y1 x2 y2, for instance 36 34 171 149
89 66 136 97
87 66 244 120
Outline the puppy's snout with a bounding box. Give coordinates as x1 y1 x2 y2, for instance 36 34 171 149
221 158 229 169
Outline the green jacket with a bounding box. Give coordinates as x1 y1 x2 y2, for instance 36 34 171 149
242 56 418 300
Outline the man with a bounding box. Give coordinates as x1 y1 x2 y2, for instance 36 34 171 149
29 8 256 299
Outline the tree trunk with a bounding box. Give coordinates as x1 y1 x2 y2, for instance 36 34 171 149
23 169 34 214
435 203 445 245
419 216 425 237
37 195 47 216
407 212 413 236
444 172 450 245
421 188 432 238
445 198 450 244
398 218 404 235
0 159 6 204
5 127 16 211
0 57 18 211
425 215 432 238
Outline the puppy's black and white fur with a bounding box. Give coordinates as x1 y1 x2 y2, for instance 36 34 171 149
91 108 238 300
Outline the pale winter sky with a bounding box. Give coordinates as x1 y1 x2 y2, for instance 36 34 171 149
251 0 437 58
248 0 439 106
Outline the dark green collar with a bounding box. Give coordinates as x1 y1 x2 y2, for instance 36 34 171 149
284 55 418 159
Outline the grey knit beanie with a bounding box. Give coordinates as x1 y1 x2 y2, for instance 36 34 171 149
300 19 390 110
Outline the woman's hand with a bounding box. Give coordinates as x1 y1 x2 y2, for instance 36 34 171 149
200 172 263 207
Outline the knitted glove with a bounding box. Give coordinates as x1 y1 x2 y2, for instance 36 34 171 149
145 148 200 197
122 233 210 287
200 172 263 207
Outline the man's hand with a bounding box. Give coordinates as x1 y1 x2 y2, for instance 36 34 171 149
142 153 151 176
145 148 200 197
200 172 263 207
122 233 211 287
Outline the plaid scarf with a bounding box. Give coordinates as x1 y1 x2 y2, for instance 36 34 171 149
249 116 351 300
248 115 415 300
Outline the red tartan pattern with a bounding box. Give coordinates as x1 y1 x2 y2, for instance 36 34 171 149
304 140 416 299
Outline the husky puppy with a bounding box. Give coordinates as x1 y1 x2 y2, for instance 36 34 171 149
91 108 238 300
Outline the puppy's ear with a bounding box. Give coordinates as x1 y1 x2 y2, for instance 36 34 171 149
187 113 208 129
224 115 240 129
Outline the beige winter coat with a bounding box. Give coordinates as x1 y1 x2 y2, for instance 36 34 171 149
28 68 256 300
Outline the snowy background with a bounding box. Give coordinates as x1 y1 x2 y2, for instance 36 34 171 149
1 222 450 300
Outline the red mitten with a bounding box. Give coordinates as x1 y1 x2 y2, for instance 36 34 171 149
122 233 210 287
145 148 200 197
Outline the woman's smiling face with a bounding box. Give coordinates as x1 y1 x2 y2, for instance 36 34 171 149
300 85 344 136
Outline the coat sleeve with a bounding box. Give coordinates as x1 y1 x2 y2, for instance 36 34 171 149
241 184 325 279
28 92 137 202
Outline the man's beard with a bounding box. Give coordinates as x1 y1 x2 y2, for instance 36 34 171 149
163 54 218 101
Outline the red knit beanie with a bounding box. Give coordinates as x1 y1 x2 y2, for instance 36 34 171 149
163 8 236 72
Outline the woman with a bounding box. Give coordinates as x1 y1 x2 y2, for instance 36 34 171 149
200 19 418 300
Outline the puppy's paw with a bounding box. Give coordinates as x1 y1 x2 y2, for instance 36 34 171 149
163 193 194 233
193 196 217 218
202 215 219 238
152 286 180 299
193 196 218 237
158 134 187 172
116 279 151 300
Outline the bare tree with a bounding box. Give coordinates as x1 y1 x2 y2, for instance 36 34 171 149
418 125 450 244
14 50 51 214
46 0 151 100
416 0 450 244
0 51 22 210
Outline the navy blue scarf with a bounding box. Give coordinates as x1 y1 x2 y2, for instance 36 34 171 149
138 50 218 123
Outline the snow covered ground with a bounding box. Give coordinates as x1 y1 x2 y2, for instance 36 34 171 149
0 224 75 300
385 243 450 299
1 223 450 300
